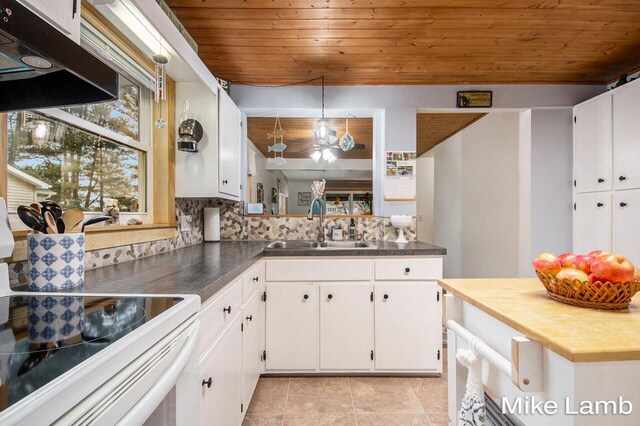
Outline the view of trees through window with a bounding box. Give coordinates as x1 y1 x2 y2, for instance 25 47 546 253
6 79 145 213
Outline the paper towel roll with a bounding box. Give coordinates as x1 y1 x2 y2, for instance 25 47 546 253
204 208 220 241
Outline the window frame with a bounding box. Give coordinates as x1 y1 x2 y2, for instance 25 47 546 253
2 5 175 236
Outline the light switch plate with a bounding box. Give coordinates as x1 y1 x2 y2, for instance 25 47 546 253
181 215 192 232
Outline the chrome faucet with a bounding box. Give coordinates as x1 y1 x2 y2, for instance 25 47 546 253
307 197 325 243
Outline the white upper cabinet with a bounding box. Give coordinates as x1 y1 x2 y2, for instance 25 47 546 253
19 0 80 43
175 83 242 200
218 89 242 198
573 93 612 193
613 80 640 191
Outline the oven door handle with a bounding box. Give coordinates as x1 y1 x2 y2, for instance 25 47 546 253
117 321 200 425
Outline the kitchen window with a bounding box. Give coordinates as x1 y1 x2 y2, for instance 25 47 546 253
4 20 155 224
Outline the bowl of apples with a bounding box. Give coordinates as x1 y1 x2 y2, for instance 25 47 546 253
533 251 640 310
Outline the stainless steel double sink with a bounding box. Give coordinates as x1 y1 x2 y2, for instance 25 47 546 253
265 240 377 250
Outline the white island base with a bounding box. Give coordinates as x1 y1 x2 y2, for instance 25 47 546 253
441 279 640 426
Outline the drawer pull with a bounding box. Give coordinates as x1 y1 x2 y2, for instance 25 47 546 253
303 294 309 300
246 315 253 321
598 178 605 183
223 306 231 314
222 179 228 184
327 294 333 300
383 294 389 300
253 276 259 282
619 176 627 181
597 202 604 207
620 202 627 207
404 267 411 273
202 377 213 388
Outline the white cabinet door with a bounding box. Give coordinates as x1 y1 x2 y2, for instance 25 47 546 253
19 0 80 42
242 293 263 415
218 90 242 197
574 192 612 255
613 190 640 266
265 283 317 370
319 283 373 371
199 315 242 426
613 80 640 191
374 282 442 371
574 94 612 193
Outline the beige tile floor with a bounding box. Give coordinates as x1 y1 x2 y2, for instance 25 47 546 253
243 374 450 426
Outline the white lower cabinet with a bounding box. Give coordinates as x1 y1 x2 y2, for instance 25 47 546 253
265 283 318 370
264 257 443 374
199 313 242 426
573 191 613 254
319 283 373 370
613 190 640 266
374 282 442 370
241 292 264 419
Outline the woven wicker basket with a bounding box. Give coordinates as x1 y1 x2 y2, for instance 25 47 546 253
536 271 640 310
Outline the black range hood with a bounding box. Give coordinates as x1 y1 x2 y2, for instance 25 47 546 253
0 0 118 111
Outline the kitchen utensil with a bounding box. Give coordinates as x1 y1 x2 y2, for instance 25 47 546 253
30 203 42 214
17 205 47 233
81 216 112 232
40 200 62 221
56 217 65 234
62 209 84 233
44 211 57 234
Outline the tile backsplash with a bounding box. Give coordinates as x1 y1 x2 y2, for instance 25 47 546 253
8 197 416 286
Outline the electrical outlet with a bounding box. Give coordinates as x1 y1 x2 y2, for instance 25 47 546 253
181 215 192 232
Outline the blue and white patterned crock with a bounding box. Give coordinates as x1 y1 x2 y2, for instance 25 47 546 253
27 233 85 291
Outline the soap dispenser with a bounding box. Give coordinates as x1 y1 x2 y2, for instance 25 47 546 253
349 218 356 240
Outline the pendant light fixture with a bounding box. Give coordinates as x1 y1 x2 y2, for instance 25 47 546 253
313 76 337 144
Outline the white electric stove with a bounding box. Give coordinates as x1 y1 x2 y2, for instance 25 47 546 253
0 198 200 426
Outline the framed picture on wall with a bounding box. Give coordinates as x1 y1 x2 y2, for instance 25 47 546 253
298 192 311 206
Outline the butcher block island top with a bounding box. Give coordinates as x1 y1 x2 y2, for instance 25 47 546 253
439 278 640 363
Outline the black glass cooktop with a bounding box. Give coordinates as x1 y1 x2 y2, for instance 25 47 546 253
0 294 181 414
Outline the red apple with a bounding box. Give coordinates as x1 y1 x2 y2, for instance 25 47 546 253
557 267 589 282
572 255 596 274
590 253 635 283
532 253 562 276
558 253 577 268
633 267 640 282
588 250 610 258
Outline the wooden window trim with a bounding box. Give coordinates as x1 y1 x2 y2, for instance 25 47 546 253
2 3 176 261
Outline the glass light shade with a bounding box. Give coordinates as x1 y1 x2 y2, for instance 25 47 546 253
310 150 322 162
327 152 337 163
322 148 333 161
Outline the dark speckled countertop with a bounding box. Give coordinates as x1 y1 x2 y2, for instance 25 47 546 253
23 241 445 303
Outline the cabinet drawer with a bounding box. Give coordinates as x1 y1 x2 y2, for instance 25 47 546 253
242 261 263 302
374 258 442 281
200 278 242 350
265 259 372 282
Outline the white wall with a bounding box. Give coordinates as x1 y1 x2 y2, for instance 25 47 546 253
433 112 522 278
431 108 574 278
529 108 574 264
416 154 435 243
287 179 314 214
247 140 277 212
232 84 604 216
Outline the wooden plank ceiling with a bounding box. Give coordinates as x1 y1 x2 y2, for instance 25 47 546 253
166 0 640 85
248 117 373 159
417 113 486 156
